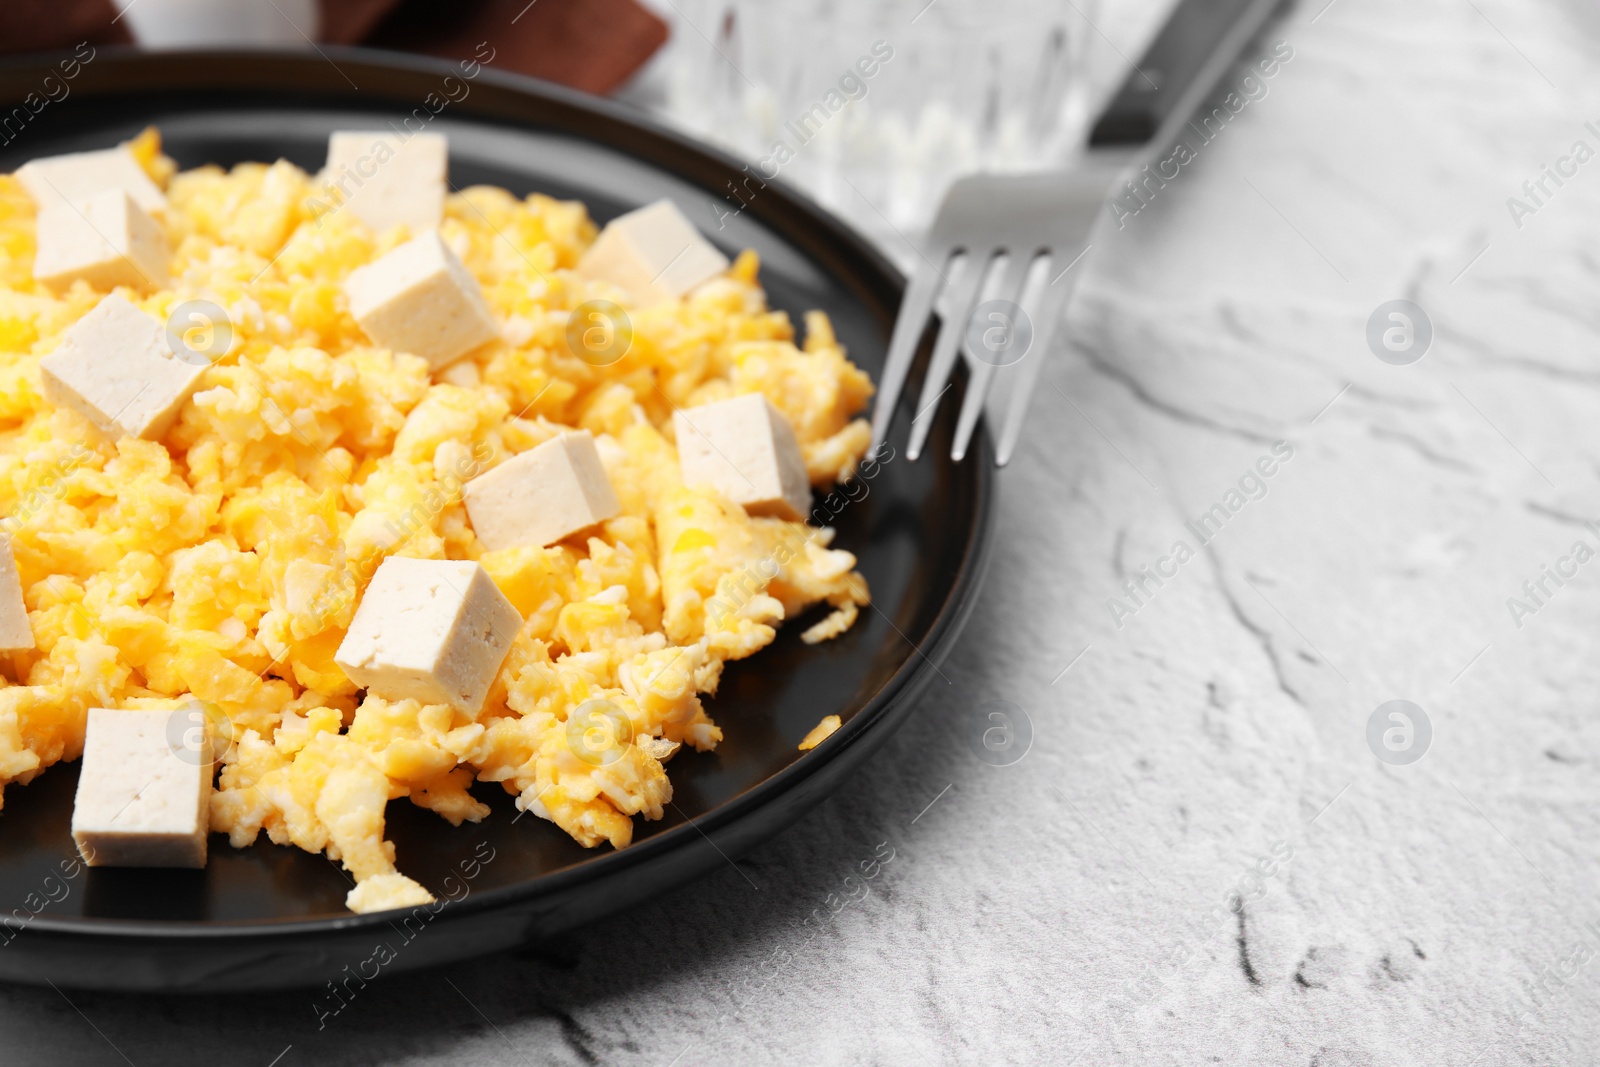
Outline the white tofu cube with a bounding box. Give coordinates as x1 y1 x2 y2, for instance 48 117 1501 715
334 557 522 714
675 394 810 520
15 146 167 215
577 199 729 306
40 294 208 440
0 533 33 652
344 231 497 370
324 131 447 233
33 187 170 292
71 707 212 868
462 431 621 551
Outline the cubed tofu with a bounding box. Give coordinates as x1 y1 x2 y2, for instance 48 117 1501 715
0 533 32 652
15 146 167 214
324 130 447 233
71 707 212 868
40 294 208 440
344 231 497 370
334 557 522 714
33 187 170 292
577 199 729 306
462 430 621 551
674 394 810 519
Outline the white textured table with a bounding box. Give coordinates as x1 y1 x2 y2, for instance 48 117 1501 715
9 0 1600 1063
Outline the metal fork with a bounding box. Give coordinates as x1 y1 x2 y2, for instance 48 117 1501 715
868 162 1127 467
868 0 1285 466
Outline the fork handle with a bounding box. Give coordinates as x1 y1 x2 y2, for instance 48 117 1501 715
1088 0 1287 151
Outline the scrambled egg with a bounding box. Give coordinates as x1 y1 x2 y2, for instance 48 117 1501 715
0 129 872 913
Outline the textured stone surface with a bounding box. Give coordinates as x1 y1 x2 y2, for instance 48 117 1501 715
8 0 1600 1063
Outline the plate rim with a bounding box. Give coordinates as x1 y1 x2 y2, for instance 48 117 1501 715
0 46 996 942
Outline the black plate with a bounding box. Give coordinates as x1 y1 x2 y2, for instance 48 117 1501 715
0 48 992 991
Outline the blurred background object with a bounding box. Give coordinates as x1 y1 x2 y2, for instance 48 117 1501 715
0 0 1108 252
628 0 1098 251
0 0 134 52
0 0 670 96
115 0 325 47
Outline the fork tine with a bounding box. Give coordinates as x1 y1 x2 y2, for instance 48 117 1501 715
907 252 990 461
994 243 1083 465
869 255 947 459
951 252 1032 462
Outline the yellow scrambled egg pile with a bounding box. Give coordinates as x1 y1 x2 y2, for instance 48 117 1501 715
0 129 872 912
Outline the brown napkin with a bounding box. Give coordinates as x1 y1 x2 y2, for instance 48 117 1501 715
0 0 669 96
0 0 130 52
319 0 404 46
359 0 670 96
